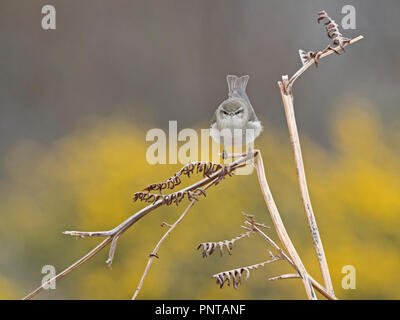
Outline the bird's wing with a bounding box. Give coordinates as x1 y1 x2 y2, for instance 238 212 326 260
210 109 217 127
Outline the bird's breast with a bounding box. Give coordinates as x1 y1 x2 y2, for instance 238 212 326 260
210 119 262 147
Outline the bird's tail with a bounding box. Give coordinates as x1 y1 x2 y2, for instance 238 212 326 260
227 75 249 96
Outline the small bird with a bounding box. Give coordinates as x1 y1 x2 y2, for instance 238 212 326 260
210 75 262 158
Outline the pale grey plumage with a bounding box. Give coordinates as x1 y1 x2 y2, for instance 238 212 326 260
210 75 262 152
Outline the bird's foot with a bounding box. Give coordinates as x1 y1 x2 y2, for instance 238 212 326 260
219 149 255 160
221 149 228 160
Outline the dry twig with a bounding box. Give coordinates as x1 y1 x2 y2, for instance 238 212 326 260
251 150 317 299
269 274 300 281
250 216 337 300
131 179 216 300
288 35 363 93
203 213 337 300
278 11 363 296
22 156 251 300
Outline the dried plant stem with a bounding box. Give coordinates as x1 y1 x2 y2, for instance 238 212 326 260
269 274 300 281
22 155 251 300
206 213 336 299
278 35 363 296
251 224 337 300
287 35 363 93
252 151 316 299
132 180 215 300
22 237 112 300
279 82 333 294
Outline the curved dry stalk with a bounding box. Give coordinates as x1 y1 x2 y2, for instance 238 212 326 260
286 35 363 93
252 150 317 299
250 221 337 300
203 212 337 299
279 30 363 296
22 155 251 300
132 180 215 300
22 237 112 300
267 271 333 301
243 218 296 270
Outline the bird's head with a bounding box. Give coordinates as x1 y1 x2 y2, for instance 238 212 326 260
216 98 249 124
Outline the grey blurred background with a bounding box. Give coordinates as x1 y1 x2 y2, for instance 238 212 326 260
0 0 398 167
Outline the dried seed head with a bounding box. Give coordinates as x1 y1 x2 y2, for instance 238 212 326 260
143 161 225 193
133 187 207 206
197 230 252 258
317 11 350 51
212 257 281 290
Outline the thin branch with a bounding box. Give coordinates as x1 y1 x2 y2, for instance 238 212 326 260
250 222 337 300
132 180 215 300
286 35 363 93
22 155 252 300
252 150 317 299
277 14 363 295
202 212 337 300
246 221 296 270
269 274 300 281
22 237 112 300
131 199 196 299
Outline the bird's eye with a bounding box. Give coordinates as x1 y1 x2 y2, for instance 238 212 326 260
222 110 229 115
235 109 243 115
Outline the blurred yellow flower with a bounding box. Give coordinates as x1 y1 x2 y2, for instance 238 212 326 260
1 98 399 299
